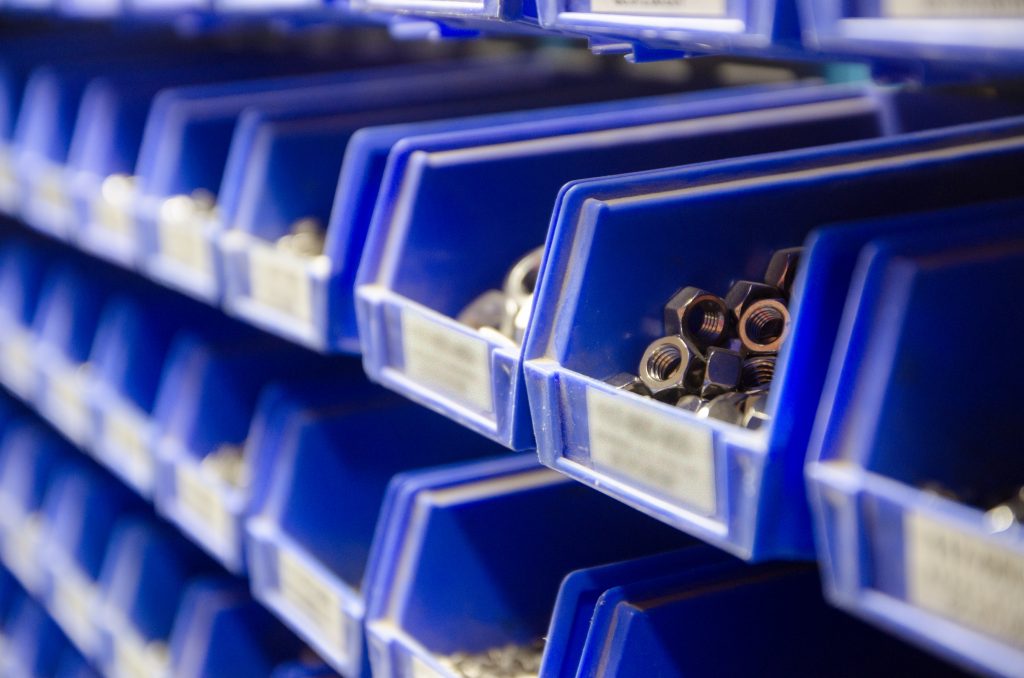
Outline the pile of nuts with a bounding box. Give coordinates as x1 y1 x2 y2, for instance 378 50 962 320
608 247 802 430
442 639 545 678
276 217 326 258
201 443 250 488
457 246 544 346
923 482 1024 532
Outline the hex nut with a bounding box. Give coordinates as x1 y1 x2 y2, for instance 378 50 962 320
724 280 780 323
763 247 803 298
738 298 791 354
605 372 652 397
741 390 771 431
701 346 742 398
503 246 544 302
675 394 707 413
638 335 703 396
457 289 507 330
702 391 749 425
741 355 777 391
663 286 729 348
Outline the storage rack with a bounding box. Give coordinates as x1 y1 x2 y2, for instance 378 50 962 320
0 3 1021 678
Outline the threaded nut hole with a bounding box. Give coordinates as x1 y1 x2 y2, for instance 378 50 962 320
743 356 776 387
687 301 727 345
646 343 683 381
743 304 785 346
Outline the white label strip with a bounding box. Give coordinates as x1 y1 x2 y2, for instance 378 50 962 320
175 463 234 548
53 573 98 650
92 194 136 242
410 654 446 678
249 246 313 324
3 514 42 591
277 547 352 659
905 511 1024 648
104 408 152 488
0 147 15 213
882 0 1024 16
401 309 493 414
0 331 35 398
589 0 726 16
34 166 71 222
47 368 91 445
587 387 716 516
114 634 168 678
157 216 212 276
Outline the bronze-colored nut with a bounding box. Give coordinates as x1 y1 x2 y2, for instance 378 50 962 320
605 372 652 398
503 246 544 302
638 335 703 397
663 286 729 349
701 347 742 398
738 298 790 354
724 280 780 324
763 247 803 298
741 355 777 391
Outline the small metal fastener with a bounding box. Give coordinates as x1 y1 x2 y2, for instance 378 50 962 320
457 289 507 330
741 355 777 391
663 286 729 349
763 247 803 298
638 335 703 397
675 394 707 413
201 443 249 488
724 280 780 324
700 346 742 398
605 372 652 397
738 298 790 354
503 246 544 303
702 391 749 425
277 217 325 257
986 486 1024 533
741 390 771 430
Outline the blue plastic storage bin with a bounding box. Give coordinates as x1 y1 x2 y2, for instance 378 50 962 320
354 84 1019 451
521 111 1024 561
167 577 313 678
0 417 73 595
38 459 144 658
806 200 1024 677
95 517 213 678
151 333 346 567
799 0 1024 69
3 591 74 678
538 0 798 60
363 454 690 678
245 392 507 676
0 237 50 401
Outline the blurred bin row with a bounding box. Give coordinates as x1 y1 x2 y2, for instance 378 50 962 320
2 0 1023 69
0 391 975 678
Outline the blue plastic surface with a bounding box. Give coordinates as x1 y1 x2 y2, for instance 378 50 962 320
354 84 1019 451
3 591 75 678
363 454 691 677
806 200 1024 677
0 236 51 401
245 390 506 676
521 111 1024 561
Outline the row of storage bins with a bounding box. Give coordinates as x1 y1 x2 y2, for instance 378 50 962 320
0 373 985 678
3 0 1024 70
2 38 1024 676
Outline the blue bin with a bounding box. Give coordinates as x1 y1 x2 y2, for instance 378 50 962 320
0 237 50 400
354 84 1016 451
245 392 506 676
363 454 689 678
538 0 798 61
0 417 73 595
95 517 213 678
151 332 347 567
806 201 1024 677
521 112 1024 561
216 54 678 352
38 458 144 658
54 645 100 678
4 591 74 678
156 371 370 573
168 577 313 678
799 0 1024 70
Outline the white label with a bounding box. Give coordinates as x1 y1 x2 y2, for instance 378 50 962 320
46 367 91 445
277 547 352 659
0 147 16 213
410 654 445 678
882 0 1024 16
91 194 136 242
53 572 98 650
401 310 493 414
589 0 725 16
158 216 212 276
249 246 313 324
104 408 152 489
905 511 1024 647
3 514 42 591
34 167 71 223
586 387 716 516
0 331 35 398
113 634 168 678
175 464 234 548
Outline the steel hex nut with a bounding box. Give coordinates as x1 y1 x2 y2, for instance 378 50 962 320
764 247 803 298
639 335 703 396
724 280 780 324
738 298 791 354
663 286 730 349
701 347 742 398
605 372 652 397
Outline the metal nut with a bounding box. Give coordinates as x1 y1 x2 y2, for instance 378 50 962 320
738 298 790 354
702 391 749 425
741 390 771 430
724 280 780 323
503 246 544 302
741 355 776 391
457 289 507 330
701 346 742 398
605 372 652 397
663 286 729 349
638 335 703 397
675 394 707 413
763 247 802 298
